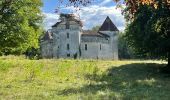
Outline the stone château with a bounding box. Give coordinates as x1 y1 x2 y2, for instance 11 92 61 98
40 14 119 60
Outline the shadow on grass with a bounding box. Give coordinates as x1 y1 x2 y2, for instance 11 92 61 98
57 63 170 99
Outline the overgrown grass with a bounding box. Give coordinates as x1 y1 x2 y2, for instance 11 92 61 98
0 56 169 100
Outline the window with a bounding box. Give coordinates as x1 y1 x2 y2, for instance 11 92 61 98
67 44 70 50
67 33 69 38
66 21 70 29
67 53 70 57
100 44 102 50
85 44 87 50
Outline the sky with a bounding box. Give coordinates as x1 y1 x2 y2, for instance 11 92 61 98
42 0 125 31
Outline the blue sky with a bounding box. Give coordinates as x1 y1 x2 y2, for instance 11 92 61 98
42 0 118 13
42 0 125 31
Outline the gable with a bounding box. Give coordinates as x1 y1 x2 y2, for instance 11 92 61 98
99 16 119 32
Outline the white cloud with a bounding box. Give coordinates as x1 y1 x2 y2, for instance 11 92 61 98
99 0 113 6
43 5 125 31
43 13 59 30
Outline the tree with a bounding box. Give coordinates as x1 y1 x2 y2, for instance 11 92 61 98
118 32 136 59
124 3 170 68
91 25 100 32
57 0 170 9
0 0 43 55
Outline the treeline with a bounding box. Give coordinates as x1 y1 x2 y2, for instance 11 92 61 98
0 0 43 58
118 32 154 60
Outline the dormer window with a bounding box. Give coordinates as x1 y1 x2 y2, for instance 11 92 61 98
66 21 70 29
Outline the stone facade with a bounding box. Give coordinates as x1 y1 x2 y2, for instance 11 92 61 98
40 14 119 60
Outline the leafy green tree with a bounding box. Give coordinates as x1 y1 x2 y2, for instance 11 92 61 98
91 25 100 32
0 0 43 55
124 3 170 68
118 32 135 59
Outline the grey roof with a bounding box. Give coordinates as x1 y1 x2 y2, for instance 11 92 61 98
60 13 76 19
41 31 53 41
81 30 109 43
99 16 119 31
52 13 83 27
82 30 110 38
52 21 62 27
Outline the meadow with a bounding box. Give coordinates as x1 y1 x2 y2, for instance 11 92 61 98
0 56 170 100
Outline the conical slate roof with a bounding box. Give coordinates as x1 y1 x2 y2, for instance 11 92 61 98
99 16 119 31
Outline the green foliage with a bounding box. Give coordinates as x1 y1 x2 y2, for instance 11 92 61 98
25 47 41 60
118 32 135 59
124 3 170 61
91 25 100 32
0 0 43 55
0 56 169 99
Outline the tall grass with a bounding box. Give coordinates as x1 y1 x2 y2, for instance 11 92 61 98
0 56 169 100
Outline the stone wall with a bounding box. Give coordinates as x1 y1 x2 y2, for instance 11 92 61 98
99 31 119 60
40 40 53 58
80 41 114 59
51 21 82 58
81 35 109 43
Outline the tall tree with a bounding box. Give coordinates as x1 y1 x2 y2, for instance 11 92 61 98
0 0 43 55
91 25 100 32
118 32 135 59
124 2 170 68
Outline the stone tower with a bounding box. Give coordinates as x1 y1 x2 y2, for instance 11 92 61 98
98 16 119 60
51 14 82 58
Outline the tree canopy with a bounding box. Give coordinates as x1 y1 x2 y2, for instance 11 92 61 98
124 1 170 67
91 25 100 32
0 0 43 55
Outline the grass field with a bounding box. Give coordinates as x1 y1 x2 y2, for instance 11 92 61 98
0 56 170 100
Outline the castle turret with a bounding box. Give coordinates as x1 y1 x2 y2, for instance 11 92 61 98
51 14 83 58
98 16 119 60
40 30 53 58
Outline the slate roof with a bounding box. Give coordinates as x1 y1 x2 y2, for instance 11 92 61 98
52 13 83 27
82 30 110 38
98 16 119 31
60 13 76 19
41 31 53 41
42 15 118 41
52 21 62 27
